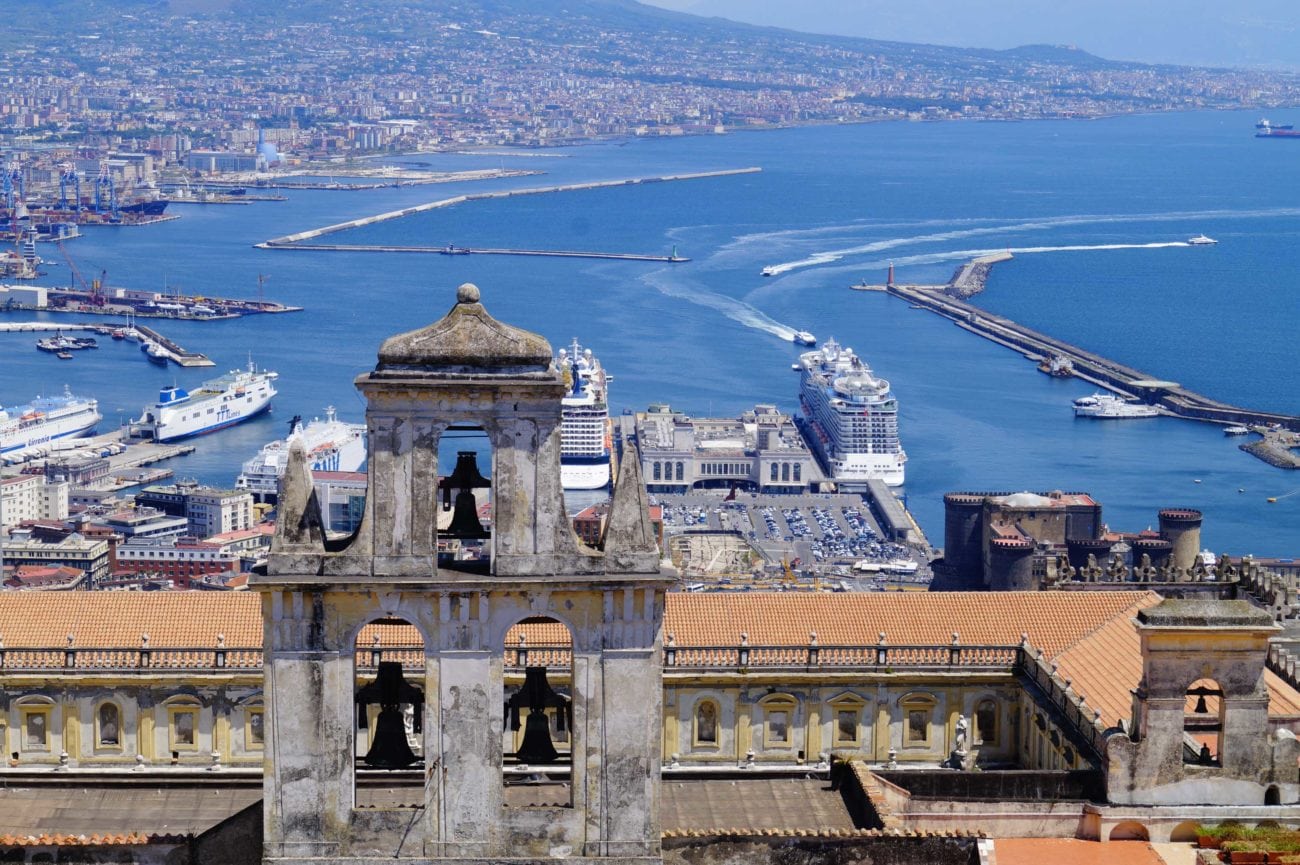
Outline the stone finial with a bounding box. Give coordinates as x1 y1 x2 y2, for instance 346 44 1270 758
456 282 480 304
270 441 326 557
602 440 661 573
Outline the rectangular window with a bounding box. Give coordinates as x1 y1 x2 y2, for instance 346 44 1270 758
247 710 265 748
835 709 858 745
170 708 199 750
22 709 50 751
766 710 790 746
906 709 929 745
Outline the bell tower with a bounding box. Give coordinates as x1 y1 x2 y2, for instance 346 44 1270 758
253 284 669 864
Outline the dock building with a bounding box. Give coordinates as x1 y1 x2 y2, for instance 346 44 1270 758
632 403 824 494
0 286 1295 863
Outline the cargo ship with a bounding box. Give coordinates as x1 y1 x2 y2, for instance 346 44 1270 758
1256 120 1300 139
234 407 366 503
129 360 278 442
797 338 905 488
0 386 101 463
555 338 611 490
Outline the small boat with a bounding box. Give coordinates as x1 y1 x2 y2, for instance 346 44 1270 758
761 266 778 277
792 330 816 346
1187 234 1218 245
1224 425 1251 436
55 351 73 360
147 343 170 366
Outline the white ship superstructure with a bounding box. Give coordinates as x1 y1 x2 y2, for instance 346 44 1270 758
0 386 101 463
235 407 366 502
798 338 905 488
555 338 611 490
131 360 278 442
1072 393 1159 419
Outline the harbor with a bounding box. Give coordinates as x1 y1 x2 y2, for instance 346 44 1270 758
256 168 762 248
868 255 1300 461
0 320 214 367
262 243 689 262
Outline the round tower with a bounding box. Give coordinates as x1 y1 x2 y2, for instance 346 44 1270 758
1158 508 1203 572
942 493 986 584
988 536 1036 591
1066 537 1113 574
1132 537 1174 573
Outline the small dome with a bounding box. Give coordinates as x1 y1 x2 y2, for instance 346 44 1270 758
377 284 553 372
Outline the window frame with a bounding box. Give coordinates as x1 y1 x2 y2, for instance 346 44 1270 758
758 694 798 750
974 698 999 747
899 693 937 748
18 703 53 753
95 701 124 752
692 698 720 749
167 704 201 752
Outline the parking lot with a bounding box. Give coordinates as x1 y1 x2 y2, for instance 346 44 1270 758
653 490 932 589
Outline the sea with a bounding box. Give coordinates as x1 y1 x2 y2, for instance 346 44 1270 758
4 108 1299 557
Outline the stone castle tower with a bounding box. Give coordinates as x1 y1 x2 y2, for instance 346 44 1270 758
252 284 669 864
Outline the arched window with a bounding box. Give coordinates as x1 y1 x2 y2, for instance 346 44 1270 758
1184 678 1222 766
504 616 574 808
974 699 998 745
96 702 122 749
653 462 661 481
694 700 719 746
355 617 426 808
793 464 801 482
781 463 790 482
770 463 778 482
676 462 684 481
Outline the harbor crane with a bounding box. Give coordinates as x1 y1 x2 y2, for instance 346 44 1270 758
58 163 82 213
2 157 24 211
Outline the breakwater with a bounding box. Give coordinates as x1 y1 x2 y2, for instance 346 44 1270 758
264 243 688 263
879 257 1300 445
135 325 215 367
256 168 762 249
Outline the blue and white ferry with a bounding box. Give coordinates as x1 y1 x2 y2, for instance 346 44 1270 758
131 360 278 442
0 387 101 463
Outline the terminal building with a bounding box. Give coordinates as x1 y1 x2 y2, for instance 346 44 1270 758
0 287 1295 864
632 403 824 494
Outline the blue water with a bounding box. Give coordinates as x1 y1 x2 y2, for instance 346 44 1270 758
4 109 1298 555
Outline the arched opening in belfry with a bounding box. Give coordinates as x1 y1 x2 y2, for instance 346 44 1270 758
1184 677 1223 766
437 429 493 574
354 617 426 809
503 616 574 808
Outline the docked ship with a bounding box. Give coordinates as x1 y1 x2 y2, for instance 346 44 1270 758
555 338 611 490
234 407 366 503
130 360 278 442
1072 393 1159 419
797 338 905 488
0 386 101 462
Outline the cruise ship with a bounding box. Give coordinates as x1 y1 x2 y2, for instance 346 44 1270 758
130 360 278 442
234 407 366 503
797 338 905 488
0 387 101 463
555 339 611 490
1072 393 1159 419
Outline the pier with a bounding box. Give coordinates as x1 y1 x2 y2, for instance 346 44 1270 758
133 324 215 367
862 256 1300 462
257 168 761 249
264 243 688 262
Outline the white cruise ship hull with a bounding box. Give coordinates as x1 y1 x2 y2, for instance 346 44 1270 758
0 395 101 462
235 417 367 501
0 414 100 460
561 459 611 490
825 455 906 488
134 366 278 443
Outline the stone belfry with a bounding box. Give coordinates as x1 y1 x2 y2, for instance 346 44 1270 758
253 284 668 864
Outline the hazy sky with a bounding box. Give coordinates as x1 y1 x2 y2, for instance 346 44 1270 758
641 0 1300 70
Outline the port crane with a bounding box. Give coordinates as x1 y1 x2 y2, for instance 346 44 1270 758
56 241 107 306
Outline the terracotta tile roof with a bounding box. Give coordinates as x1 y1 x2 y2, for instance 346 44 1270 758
995 839 1165 865
0 593 261 649
1054 596 1300 726
663 591 1155 654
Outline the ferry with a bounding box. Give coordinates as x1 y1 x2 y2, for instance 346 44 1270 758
555 338 611 490
797 338 905 488
1187 234 1218 245
0 386 101 463
234 407 366 503
792 330 816 346
761 266 778 277
130 360 278 442
1072 393 1159 419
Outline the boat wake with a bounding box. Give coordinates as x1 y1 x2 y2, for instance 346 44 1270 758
749 204 1300 277
853 241 1192 271
640 269 798 342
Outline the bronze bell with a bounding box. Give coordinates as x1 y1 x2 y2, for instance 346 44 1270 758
507 666 570 765
439 451 490 539
356 661 423 769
